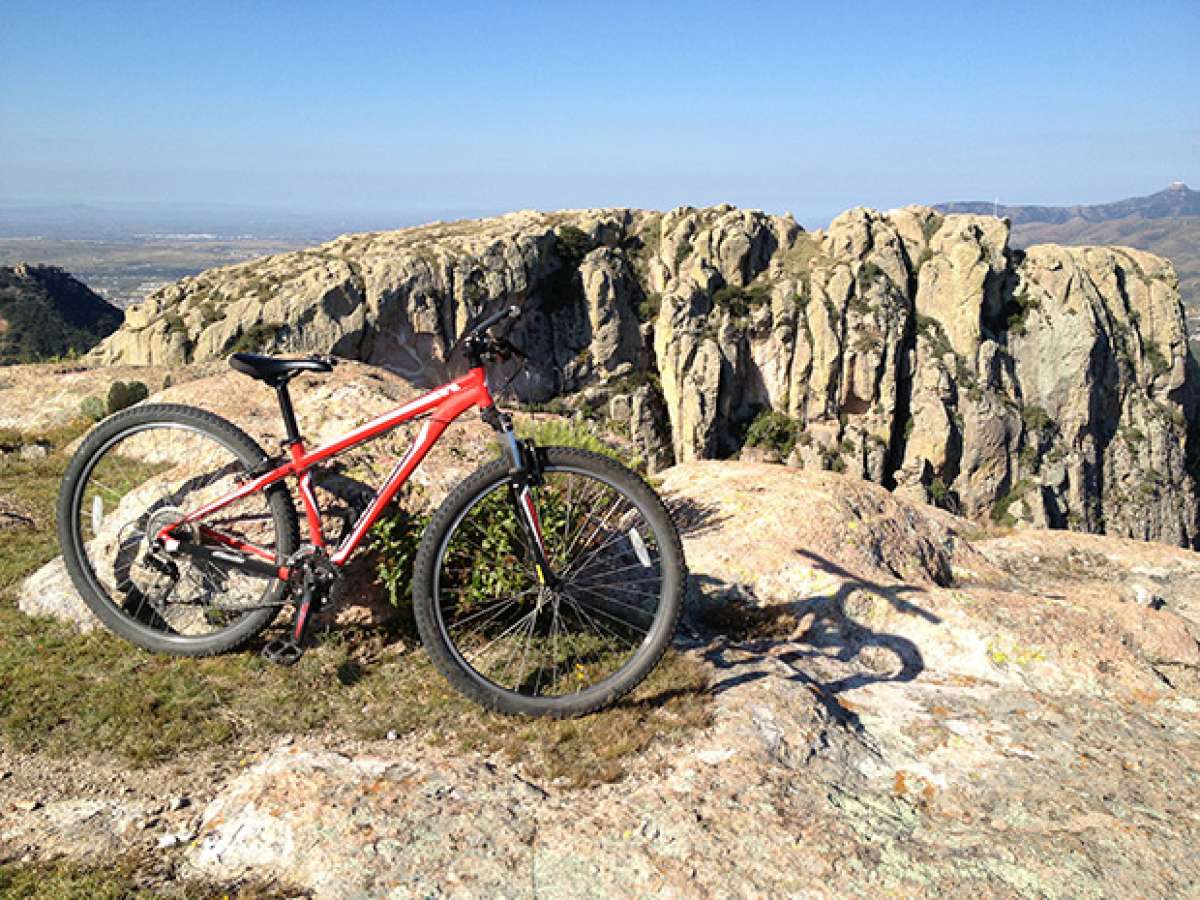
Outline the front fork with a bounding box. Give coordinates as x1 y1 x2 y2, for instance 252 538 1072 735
483 406 556 587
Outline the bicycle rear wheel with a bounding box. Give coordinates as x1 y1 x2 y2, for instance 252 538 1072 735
57 404 300 656
413 447 684 717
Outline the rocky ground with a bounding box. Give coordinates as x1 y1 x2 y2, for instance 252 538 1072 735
3 355 1198 897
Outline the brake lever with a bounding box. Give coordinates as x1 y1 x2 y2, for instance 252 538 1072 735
485 336 527 362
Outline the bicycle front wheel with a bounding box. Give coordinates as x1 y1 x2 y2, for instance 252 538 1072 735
413 447 684 717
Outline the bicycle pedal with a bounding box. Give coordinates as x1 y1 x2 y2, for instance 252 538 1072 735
261 638 305 666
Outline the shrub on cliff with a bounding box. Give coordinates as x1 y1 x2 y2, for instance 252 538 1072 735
744 409 801 457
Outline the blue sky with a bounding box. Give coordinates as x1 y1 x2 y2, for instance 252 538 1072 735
1 0 1197 225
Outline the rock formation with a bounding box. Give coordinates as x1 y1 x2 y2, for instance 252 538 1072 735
89 206 1200 547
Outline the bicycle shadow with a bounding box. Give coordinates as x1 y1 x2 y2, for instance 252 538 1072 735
696 549 943 732
667 495 730 539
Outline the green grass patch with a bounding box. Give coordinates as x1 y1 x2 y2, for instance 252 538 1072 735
0 598 710 785
515 417 623 461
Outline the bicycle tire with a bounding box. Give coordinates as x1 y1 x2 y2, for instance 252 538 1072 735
413 447 684 717
56 403 300 656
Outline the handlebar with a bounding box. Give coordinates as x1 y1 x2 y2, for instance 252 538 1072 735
467 304 522 339
460 304 523 367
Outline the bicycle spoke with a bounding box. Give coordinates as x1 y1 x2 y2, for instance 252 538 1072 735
432 461 673 701
72 421 286 640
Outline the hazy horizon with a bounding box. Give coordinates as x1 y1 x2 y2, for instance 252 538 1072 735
1 180 1196 240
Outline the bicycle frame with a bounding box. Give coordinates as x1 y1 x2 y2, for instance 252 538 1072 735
162 366 498 578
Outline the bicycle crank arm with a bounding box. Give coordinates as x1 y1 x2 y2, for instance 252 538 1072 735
160 539 285 581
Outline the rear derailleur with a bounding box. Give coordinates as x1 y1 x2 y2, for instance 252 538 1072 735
260 547 341 666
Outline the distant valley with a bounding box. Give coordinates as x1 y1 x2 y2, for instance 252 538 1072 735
0 236 314 307
0 202 481 307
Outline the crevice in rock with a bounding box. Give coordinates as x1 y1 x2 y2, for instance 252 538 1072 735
883 244 922 491
883 307 916 491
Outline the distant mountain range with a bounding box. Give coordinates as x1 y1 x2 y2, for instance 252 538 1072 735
938 184 1200 336
0 264 123 364
937 181 1200 224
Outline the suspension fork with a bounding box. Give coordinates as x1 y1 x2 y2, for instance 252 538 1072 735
482 407 556 586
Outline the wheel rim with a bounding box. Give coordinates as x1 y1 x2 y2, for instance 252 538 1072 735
69 423 284 640
432 464 670 701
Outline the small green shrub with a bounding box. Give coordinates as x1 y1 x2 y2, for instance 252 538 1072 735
637 292 662 323
712 283 771 319
1120 426 1145 447
541 226 593 313
928 476 949 504
992 478 1035 526
922 214 945 244
105 381 149 414
635 225 661 259
1144 340 1171 377
163 311 188 337
744 409 800 457
673 236 693 269
916 314 953 358
229 321 284 354
199 302 225 328
1005 288 1041 335
1021 404 1053 435
857 261 887 291
372 504 431 608
556 225 591 264
80 395 106 422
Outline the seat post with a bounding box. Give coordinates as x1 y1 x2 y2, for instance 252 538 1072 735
274 380 302 445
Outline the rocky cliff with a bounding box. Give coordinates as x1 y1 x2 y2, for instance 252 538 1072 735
0 264 123 363
90 206 1200 547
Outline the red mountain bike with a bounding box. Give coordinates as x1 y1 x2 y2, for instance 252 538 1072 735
57 306 684 717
